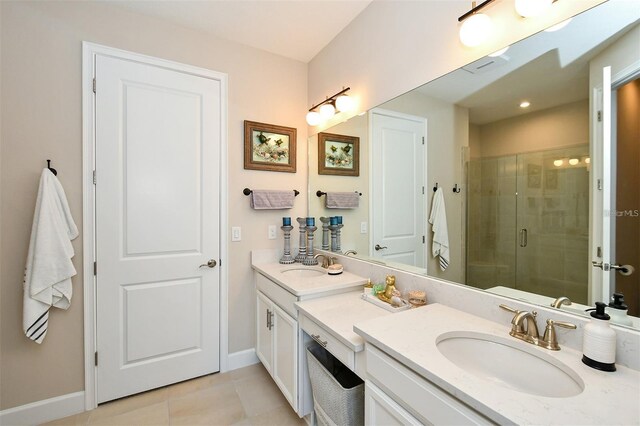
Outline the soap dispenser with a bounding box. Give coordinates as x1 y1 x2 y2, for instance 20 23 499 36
607 293 633 326
582 302 616 372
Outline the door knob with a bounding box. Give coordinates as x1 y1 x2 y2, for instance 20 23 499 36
199 259 217 268
375 244 388 251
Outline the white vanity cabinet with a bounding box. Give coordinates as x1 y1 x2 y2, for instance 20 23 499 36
253 267 368 417
364 345 492 425
365 381 421 426
256 290 298 409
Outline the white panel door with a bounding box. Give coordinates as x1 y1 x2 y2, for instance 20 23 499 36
371 110 426 267
95 54 221 403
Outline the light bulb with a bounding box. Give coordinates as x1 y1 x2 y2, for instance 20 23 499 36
554 159 564 167
584 157 591 164
306 111 321 126
459 13 492 47
488 46 509 57
335 95 354 112
569 158 579 166
319 103 336 119
515 0 552 18
520 101 531 108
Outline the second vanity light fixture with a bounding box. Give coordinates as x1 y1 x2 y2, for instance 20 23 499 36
459 0 557 47
306 87 354 126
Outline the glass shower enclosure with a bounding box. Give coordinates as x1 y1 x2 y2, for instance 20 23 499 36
466 145 590 304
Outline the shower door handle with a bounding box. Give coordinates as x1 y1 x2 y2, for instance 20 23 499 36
519 229 528 247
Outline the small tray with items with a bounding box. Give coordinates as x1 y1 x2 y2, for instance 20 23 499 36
361 292 411 313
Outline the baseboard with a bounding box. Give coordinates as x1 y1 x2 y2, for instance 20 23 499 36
227 348 259 371
0 391 85 426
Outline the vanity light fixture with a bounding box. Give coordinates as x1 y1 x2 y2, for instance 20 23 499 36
520 101 531 108
569 158 579 166
515 0 553 18
458 1 495 47
554 159 564 167
584 157 591 164
306 87 353 126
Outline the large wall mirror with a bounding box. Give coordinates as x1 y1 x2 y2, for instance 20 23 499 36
308 1 640 329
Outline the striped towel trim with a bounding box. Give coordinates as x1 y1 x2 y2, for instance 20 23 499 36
25 310 49 343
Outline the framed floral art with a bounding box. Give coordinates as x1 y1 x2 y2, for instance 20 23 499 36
244 120 297 173
318 132 359 176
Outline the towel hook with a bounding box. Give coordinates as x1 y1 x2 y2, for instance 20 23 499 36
453 184 461 193
433 183 439 192
46 159 58 176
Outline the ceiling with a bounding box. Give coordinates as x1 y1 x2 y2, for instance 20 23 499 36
106 0 373 63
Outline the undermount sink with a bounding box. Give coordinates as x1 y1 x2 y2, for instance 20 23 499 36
281 267 326 277
436 331 584 398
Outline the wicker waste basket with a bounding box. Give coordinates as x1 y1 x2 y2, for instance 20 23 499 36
306 344 364 426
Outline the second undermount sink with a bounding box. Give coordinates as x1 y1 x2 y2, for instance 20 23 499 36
281 267 326 277
436 331 584 398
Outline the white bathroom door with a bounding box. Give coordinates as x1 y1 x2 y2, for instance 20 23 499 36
371 110 426 267
94 53 222 403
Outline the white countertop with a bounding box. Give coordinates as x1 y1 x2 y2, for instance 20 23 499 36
295 291 391 351
252 261 367 297
354 303 640 425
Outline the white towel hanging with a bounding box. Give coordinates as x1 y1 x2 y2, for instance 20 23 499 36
429 187 450 271
23 169 78 344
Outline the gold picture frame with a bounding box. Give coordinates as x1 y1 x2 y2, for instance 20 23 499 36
244 120 297 173
318 132 359 176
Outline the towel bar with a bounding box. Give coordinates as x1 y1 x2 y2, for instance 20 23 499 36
243 188 299 196
316 190 362 197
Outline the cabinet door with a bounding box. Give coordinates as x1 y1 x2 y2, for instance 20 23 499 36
365 382 422 426
256 291 273 373
272 304 298 411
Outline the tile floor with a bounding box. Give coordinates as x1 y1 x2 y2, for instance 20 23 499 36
43 363 307 426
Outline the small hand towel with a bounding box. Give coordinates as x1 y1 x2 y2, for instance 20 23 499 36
428 187 450 271
325 192 359 209
23 169 79 344
250 190 295 210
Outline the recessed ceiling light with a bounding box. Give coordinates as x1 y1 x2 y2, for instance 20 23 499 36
520 101 531 108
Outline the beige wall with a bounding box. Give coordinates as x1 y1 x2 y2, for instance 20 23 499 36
0 1 307 410
476 100 590 158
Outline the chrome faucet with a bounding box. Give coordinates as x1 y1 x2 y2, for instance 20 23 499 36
344 250 357 256
511 310 540 344
313 254 337 269
550 296 572 309
500 304 575 350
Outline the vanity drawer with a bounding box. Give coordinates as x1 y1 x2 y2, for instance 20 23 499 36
366 345 493 425
300 314 355 371
256 272 298 318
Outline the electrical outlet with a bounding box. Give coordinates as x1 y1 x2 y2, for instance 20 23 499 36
268 225 277 240
360 221 368 234
231 226 241 242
